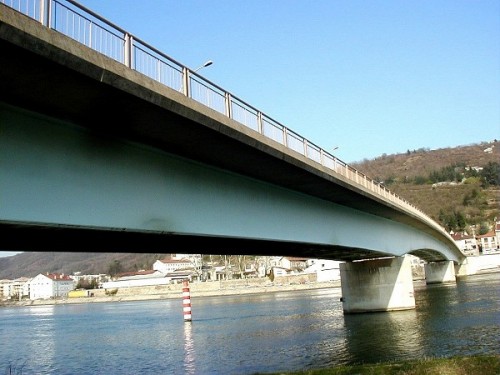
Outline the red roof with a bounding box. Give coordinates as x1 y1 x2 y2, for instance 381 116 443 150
45 273 73 281
451 233 474 241
476 231 496 239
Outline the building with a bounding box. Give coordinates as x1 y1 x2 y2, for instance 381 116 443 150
451 232 478 256
102 270 170 289
476 231 499 254
29 273 75 300
281 257 309 272
1 277 31 300
304 259 342 282
153 258 193 274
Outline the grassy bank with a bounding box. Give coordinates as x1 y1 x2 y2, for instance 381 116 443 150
259 355 500 375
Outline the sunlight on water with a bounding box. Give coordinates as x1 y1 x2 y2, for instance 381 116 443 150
1 273 499 374
183 322 196 375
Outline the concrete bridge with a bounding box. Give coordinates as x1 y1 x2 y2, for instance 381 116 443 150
0 1 473 312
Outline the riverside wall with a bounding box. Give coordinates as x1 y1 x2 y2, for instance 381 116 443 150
5 274 339 307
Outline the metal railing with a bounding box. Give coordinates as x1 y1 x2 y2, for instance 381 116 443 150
1 0 451 237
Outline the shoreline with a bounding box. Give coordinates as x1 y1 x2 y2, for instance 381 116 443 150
3 267 499 308
1 280 343 307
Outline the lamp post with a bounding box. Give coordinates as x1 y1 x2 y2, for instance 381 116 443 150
193 60 213 73
181 60 213 95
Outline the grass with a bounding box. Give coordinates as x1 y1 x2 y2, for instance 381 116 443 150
257 355 500 375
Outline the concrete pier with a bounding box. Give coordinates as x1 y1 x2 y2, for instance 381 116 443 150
425 261 456 284
340 256 415 313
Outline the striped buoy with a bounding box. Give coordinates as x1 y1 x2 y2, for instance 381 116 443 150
182 279 192 322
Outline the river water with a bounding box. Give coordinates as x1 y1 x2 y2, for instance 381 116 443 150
1 272 499 375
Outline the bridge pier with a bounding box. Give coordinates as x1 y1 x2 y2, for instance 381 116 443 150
340 256 415 313
454 257 478 278
424 261 456 284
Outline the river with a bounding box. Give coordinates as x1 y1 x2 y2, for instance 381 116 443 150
1 272 499 375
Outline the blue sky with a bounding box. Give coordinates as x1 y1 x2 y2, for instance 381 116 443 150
75 0 498 163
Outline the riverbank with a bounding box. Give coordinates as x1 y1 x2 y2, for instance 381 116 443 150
1 279 342 307
259 354 500 374
3 264 499 308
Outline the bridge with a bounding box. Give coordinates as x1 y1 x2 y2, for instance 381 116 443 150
0 0 473 312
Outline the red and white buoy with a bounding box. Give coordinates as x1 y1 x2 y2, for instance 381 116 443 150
182 279 192 322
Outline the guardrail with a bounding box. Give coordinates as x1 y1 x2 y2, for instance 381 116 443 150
1 0 452 238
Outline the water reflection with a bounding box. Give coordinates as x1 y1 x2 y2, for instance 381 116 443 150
26 305 56 372
343 308 424 364
183 322 196 374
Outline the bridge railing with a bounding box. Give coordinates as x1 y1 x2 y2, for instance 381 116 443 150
1 0 449 235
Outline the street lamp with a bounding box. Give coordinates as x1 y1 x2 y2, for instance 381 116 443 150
180 60 213 94
193 60 213 73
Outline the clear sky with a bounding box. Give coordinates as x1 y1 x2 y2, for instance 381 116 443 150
74 0 499 163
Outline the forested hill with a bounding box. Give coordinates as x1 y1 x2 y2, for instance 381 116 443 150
352 140 499 233
1 141 498 279
352 140 499 183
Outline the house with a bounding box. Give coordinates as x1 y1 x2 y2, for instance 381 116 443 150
29 273 75 300
283 257 308 272
269 266 289 280
451 232 478 256
1 277 31 300
304 259 341 282
476 231 499 254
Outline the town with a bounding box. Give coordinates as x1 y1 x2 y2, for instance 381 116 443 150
2 221 499 303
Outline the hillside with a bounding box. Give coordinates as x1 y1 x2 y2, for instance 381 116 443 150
1 140 499 279
352 140 499 182
352 140 499 230
0 252 165 279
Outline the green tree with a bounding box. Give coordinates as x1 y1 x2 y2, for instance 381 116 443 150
455 211 466 231
107 260 123 278
479 222 490 235
481 162 500 186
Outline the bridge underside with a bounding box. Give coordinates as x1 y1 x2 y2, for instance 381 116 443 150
0 221 393 262
1 103 457 263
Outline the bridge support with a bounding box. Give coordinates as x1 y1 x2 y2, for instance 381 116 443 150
424 261 456 284
340 256 415 313
454 257 478 277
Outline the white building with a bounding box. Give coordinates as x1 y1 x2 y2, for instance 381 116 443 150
29 273 75 300
451 232 478 255
304 259 342 282
153 258 193 273
102 270 171 289
1 277 31 300
477 231 499 254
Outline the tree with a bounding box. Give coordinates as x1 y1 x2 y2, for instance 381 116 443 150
480 162 500 186
107 260 123 278
479 222 490 235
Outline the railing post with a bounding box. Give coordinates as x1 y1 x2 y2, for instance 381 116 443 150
182 67 189 97
124 33 133 69
283 127 288 147
303 139 308 157
156 58 161 82
40 0 51 27
225 92 232 118
257 112 263 134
